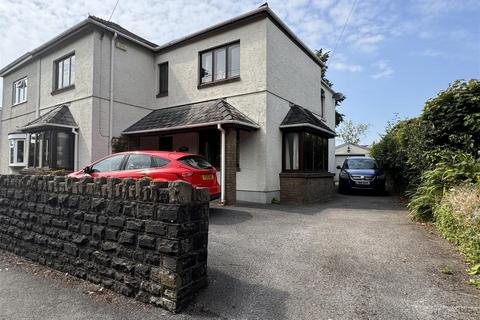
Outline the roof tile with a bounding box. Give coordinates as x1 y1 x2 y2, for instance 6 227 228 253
124 99 258 134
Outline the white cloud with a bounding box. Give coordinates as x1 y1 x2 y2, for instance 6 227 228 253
0 0 477 107
371 60 394 79
331 61 363 72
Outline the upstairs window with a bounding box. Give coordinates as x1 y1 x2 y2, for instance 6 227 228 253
55 53 75 90
320 89 326 118
158 62 169 97
8 133 27 166
13 77 27 105
200 42 240 85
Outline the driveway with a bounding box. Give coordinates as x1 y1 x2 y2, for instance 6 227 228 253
1 194 479 320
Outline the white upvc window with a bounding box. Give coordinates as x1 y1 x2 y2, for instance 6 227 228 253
8 133 27 167
55 53 75 90
13 77 27 105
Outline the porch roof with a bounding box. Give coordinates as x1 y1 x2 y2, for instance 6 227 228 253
123 99 259 135
280 104 336 138
19 105 78 131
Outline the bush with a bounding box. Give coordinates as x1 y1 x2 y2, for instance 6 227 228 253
408 150 480 221
422 80 480 156
434 185 480 264
371 79 480 194
371 117 429 192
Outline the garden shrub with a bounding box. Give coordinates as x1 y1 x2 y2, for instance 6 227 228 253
422 80 480 156
408 150 480 221
371 79 480 194
434 185 480 264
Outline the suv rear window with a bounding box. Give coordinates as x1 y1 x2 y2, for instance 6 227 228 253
179 156 213 169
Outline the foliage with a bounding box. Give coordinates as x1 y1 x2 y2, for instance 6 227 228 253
408 150 480 221
314 48 346 127
371 80 480 192
314 49 332 87
440 266 453 275
111 135 129 153
335 111 345 127
434 185 480 265
422 80 480 156
337 120 370 144
373 80 480 286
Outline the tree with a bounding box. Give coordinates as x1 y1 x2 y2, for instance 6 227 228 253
314 49 345 127
337 120 370 144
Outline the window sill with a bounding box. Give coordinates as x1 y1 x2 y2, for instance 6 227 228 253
198 76 240 89
156 91 168 98
51 84 75 95
9 163 26 168
12 101 27 107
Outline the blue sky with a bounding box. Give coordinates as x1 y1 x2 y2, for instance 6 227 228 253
1 0 479 144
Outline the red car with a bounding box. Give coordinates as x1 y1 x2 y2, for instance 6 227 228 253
68 151 220 199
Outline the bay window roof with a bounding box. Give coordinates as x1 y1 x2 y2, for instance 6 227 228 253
19 105 78 131
280 104 336 138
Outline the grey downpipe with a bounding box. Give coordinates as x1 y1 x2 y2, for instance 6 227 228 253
72 128 79 171
36 57 41 118
108 32 118 154
217 124 226 204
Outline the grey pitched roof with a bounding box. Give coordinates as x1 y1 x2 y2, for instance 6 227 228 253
280 104 335 137
21 105 78 131
88 15 157 48
123 99 259 134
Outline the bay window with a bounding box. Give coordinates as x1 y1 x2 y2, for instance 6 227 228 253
200 42 240 85
28 130 74 170
283 131 329 172
8 133 27 166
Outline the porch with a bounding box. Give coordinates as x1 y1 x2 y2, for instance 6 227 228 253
123 99 259 205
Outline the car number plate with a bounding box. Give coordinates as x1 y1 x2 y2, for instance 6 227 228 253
202 174 213 180
356 180 370 185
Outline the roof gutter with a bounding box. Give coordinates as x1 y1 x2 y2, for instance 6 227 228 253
19 123 79 132
123 120 260 135
279 123 336 137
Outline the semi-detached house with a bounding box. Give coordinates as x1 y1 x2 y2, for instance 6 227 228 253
0 5 341 205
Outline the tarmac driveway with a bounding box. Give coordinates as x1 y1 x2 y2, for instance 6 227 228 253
1 193 479 320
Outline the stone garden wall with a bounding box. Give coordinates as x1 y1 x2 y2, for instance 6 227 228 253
0 175 209 312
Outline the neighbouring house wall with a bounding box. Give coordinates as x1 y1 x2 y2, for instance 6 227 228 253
334 143 371 180
1 60 39 174
0 31 97 173
92 31 155 161
0 175 210 312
